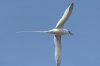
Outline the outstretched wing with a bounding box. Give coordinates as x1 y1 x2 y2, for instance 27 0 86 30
54 35 62 66
56 3 74 28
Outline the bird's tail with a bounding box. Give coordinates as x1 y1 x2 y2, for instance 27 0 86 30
16 31 49 33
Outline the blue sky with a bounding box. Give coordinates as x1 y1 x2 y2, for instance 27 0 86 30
0 0 100 66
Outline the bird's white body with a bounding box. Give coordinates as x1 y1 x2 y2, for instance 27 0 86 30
18 3 74 66
48 28 69 35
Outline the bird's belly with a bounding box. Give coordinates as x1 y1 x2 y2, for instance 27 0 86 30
54 30 66 35
49 29 68 35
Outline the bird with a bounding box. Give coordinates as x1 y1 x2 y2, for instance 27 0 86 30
18 2 74 66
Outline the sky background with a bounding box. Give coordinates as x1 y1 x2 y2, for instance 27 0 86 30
0 0 100 66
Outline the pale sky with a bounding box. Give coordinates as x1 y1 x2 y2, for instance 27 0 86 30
0 0 100 66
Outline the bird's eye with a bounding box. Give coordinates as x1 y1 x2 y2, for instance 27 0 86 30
68 31 71 33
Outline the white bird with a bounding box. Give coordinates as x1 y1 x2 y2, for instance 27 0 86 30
18 3 74 66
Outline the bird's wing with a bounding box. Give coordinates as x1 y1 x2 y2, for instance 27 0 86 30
56 3 74 28
54 35 62 66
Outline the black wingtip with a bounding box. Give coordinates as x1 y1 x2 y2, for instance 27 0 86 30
71 2 74 5
70 2 74 7
68 2 74 14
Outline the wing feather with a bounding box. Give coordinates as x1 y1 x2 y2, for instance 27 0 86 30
54 35 62 66
56 3 74 28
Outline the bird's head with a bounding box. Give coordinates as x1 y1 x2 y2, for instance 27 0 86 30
68 31 73 35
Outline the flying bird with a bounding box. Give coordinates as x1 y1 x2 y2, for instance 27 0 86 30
18 2 74 66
